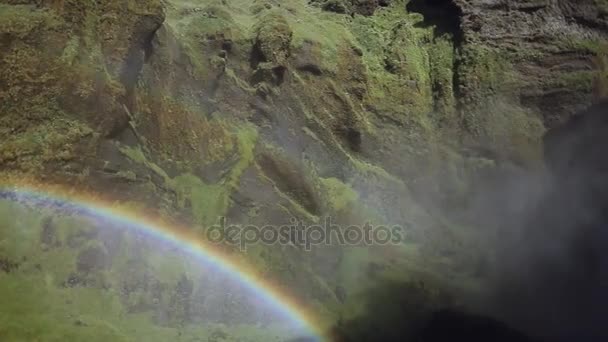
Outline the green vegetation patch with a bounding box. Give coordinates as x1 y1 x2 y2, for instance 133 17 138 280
0 198 303 342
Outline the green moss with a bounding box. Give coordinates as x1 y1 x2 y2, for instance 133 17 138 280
556 38 608 96
429 35 456 121
253 10 293 64
551 70 596 92
227 125 259 188
0 4 68 159
349 5 437 131
321 177 359 212
0 4 58 37
171 174 227 227
457 44 510 101
120 124 257 228
558 37 608 55
181 4 242 41
120 145 172 184
60 36 81 65
289 13 353 73
456 44 515 135
386 23 432 93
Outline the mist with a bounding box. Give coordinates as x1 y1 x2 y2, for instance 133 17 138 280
484 99 608 341
329 100 608 341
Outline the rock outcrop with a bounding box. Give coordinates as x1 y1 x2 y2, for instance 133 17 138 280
454 0 607 127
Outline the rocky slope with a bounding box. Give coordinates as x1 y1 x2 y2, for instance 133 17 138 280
0 0 606 340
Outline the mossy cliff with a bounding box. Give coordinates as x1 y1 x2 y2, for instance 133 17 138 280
0 0 606 340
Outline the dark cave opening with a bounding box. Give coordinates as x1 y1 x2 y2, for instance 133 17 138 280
406 0 463 43
406 0 465 116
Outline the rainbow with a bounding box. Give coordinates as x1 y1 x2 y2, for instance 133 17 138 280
0 181 325 341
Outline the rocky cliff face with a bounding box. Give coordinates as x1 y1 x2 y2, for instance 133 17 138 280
454 0 607 126
0 0 606 340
